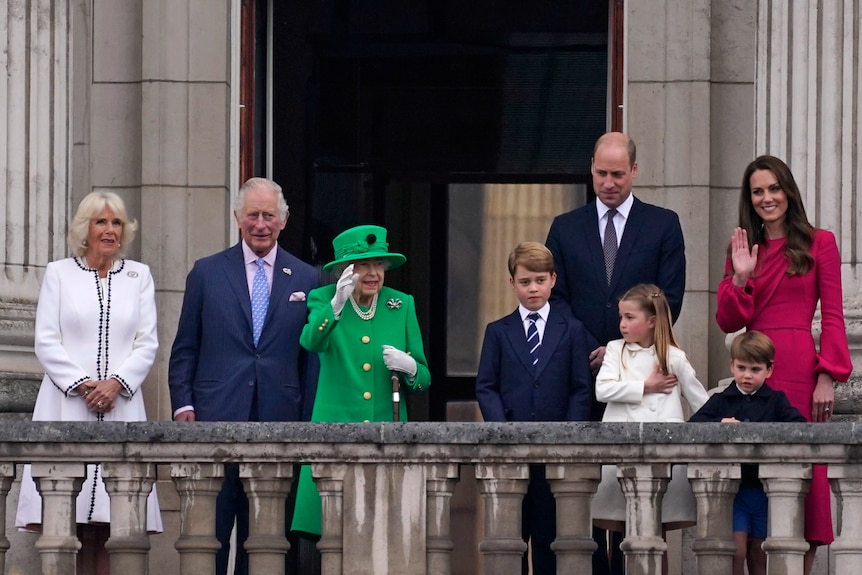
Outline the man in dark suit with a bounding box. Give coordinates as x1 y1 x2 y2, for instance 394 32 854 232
476 242 592 575
169 177 319 575
545 132 686 574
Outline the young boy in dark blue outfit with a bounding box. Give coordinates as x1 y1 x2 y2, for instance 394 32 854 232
476 242 593 575
690 331 805 575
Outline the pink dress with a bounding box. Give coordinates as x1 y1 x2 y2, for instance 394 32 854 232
716 229 852 544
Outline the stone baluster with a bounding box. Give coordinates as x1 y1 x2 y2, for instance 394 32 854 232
475 463 529 575
0 464 14 573
617 463 671 575
239 462 294 575
31 462 86 575
688 463 740 575
170 463 224 575
315 463 349 575
829 464 862 573
426 464 460 575
760 463 811 575
546 463 601 573
101 462 157 574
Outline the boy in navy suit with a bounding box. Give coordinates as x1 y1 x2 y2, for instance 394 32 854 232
476 242 593 575
690 331 805 575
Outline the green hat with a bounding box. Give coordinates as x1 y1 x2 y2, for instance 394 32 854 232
323 225 406 272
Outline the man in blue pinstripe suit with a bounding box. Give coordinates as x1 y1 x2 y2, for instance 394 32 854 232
169 177 319 575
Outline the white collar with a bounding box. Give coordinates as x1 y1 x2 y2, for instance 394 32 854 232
241 241 277 267
597 193 635 220
519 302 550 323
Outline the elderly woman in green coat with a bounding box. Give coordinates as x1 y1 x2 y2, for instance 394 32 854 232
291 224 431 537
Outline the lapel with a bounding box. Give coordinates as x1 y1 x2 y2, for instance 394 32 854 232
223 243 254 333
579 202 608 291
610 197 645 293
535 309 565 378
268 247 295 323
502 310 536 374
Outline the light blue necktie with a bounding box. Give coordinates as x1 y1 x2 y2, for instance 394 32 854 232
527 312 541 367
251 258 268 347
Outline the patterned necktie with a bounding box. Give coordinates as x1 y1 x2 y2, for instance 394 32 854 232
251 258 268 346
526 312 541 367
603 208 618 285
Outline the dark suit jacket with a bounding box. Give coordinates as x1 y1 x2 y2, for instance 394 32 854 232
475 306 592 422
169 243 319 422
546 197 686 349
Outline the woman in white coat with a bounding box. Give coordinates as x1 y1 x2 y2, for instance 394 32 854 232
16 191 162 574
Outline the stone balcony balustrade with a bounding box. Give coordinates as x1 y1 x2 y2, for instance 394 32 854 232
1 421 862 575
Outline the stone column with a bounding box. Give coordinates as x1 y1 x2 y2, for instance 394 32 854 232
140 0 236 423
688 463 740 575
617 463 671 575
101 462 156 574
239 462 294 575
546 463 601 573
760 464 811 575
755 0 862 397
475 463 529 575
426 464 460 575
315 463 349 575
0 463 14 573
31 462 86 575
828 464 862 573
0 0 71 402
0 0 71 278
170 463 224 575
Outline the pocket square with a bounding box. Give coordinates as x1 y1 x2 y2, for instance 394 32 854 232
289 291 307 302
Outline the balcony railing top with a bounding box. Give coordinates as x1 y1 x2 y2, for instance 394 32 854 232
3 421 862 464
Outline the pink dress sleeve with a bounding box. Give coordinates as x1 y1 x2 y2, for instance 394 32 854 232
812 230 852 382
715 256 755 333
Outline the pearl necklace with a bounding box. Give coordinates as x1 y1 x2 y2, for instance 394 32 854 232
349 293 378 321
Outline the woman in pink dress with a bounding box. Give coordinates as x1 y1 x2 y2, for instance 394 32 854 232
716 155 852 573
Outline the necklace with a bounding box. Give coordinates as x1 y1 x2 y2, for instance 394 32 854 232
349 293 378 320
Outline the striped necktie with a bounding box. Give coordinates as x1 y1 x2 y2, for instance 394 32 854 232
526 312 541 367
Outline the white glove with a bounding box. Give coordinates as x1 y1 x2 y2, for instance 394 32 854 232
331 264 359 318
382 345 417 378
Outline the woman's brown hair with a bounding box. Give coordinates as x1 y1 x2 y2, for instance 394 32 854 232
738 155 814 276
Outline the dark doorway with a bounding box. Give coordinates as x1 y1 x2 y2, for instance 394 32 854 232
244 0 612 422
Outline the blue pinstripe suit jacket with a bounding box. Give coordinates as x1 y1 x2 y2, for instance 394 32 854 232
168 242 319 422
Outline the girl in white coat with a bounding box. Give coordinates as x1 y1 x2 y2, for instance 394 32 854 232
591 284 708 570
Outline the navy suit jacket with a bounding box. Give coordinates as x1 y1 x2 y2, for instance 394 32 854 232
169 242 319 422
546 197 686 349
475 307 592 422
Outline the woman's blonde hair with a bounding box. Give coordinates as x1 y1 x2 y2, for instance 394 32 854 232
620 283 678 374
68 191 138 258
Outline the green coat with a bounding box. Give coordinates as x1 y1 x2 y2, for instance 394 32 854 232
291 284 430 536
